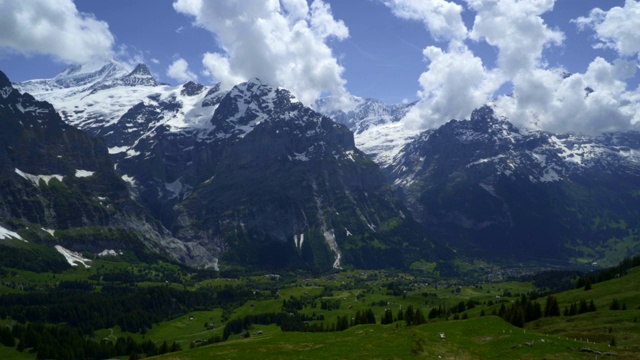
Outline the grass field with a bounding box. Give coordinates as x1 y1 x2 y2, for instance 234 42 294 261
152 316 629 360
1 256 640 359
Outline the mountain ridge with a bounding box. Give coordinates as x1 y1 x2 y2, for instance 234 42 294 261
8 65 449 271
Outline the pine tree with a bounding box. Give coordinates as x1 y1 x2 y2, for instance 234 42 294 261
578 299 588 314
610 298 620 310
544 296 560 317
381 309 393 325
414 308 426 325
405 305 415 325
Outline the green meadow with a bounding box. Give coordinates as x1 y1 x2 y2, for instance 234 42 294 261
1 255 640 359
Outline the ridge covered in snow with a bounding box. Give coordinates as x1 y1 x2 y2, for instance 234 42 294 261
318 96 419 167
391 106 640 187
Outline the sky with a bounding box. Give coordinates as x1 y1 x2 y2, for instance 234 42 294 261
0 0 639 134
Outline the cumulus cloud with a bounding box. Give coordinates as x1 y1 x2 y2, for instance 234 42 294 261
167 58 198 83
467 0 564 77
0 0 114 64
403 41 503 129
388 0 640 134
495 57 640 134
382 0 467 42
574 0 640 59
173 0 350 106
470 0 640 134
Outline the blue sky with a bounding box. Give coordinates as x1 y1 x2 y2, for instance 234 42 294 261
0 0 639 134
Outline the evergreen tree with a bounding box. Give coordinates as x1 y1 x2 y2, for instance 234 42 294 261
365 309 376 324
544 296 560 317
610 298 620 310
381 309 394 325
414 308 426 325
405 305 415 325
578 299 589 314
466 299 476 309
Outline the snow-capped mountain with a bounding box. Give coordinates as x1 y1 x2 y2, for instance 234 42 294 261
317 97 420 167
16 60 172 133
11 63 448 271
0 69 211 268
389 105 640 266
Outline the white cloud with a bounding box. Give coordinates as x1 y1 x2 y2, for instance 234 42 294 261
382 0 467 42
467 0 564 77
173 0 350 106
167 58 198 83
574 0 640 59
390 0 640 134
0 0 114 64
403 41 503 129
494 57 640 134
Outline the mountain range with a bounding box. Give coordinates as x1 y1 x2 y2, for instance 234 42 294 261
3 60 639 271
332 104 640 267
4 61 448 272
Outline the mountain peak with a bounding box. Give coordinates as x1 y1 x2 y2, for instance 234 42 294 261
128 63 152 76
181 81 205 96
246 77 264 85
121 63 157 86
0 70 12 89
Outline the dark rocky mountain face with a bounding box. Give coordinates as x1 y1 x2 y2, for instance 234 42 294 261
12 64 450 272
0 70 212 267
115 79 449 271
389 106 640 266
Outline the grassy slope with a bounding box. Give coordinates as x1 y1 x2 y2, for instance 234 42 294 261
528 267 640 354
149 269 640 359
152 317 621 360
2 260 640 359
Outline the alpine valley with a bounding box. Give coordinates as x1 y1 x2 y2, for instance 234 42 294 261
2 59 640 273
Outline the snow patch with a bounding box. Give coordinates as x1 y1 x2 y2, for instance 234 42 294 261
15 168 64 187
293 152 309 161
466 155 506 168
0 225 26 242
540 168 562 183
42 228 55 237
98 249 123 257
75 169 94 178
165 178 184 199
125 149 140 158
55 245 91 268
108 146 128 154
121 174 136 187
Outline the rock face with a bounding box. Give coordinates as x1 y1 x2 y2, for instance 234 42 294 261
389 106 640 265
169 80 448 271
0 70 215 268
13 65 448 271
